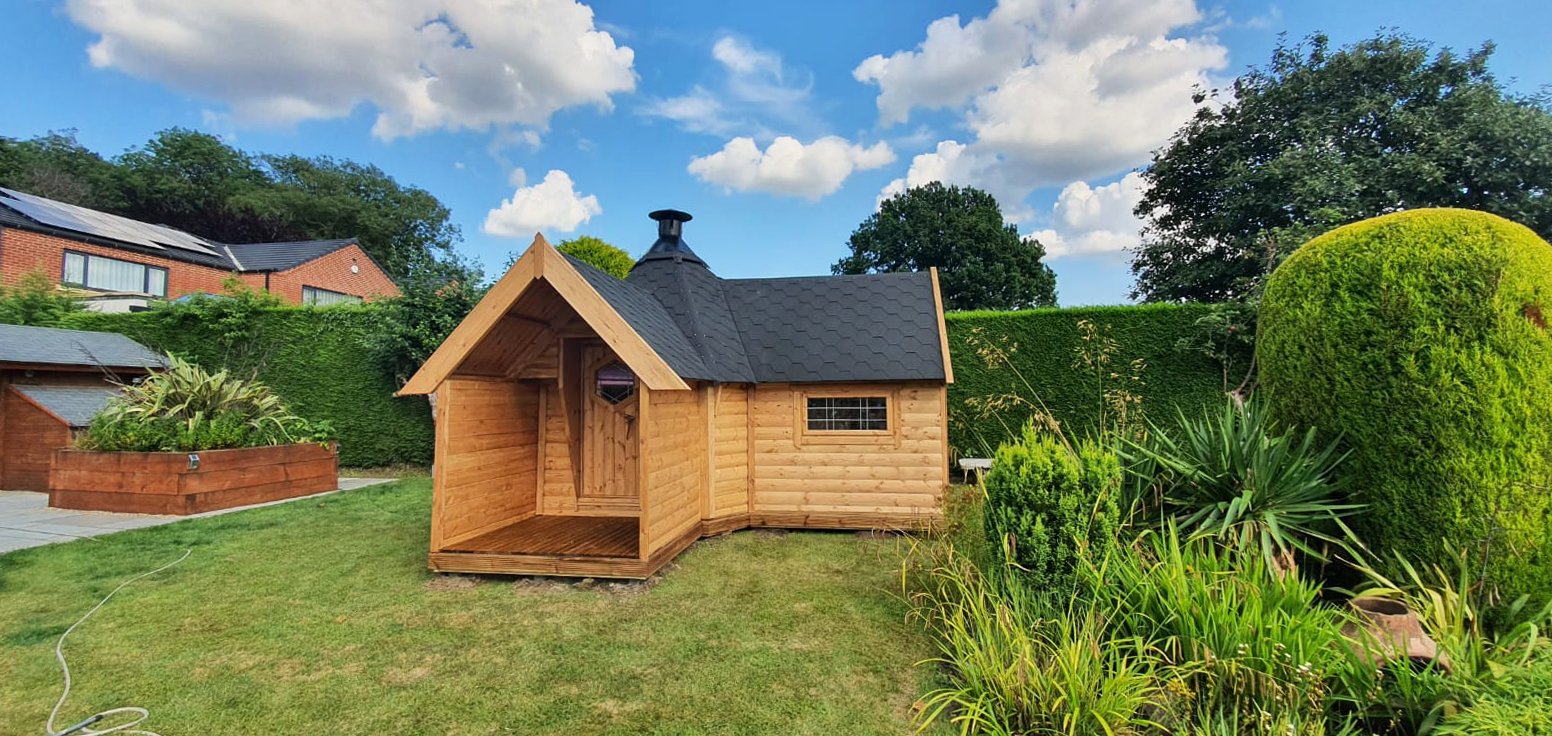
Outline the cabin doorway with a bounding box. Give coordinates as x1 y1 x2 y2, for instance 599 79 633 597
579 344 639 500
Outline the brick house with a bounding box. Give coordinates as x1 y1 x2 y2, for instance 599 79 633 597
0 187 399 308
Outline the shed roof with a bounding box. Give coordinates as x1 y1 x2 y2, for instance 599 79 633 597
0 324 167 370
10 385 120 427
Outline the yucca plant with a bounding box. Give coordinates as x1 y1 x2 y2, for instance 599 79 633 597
79 354 332 452
1125 397 1359 570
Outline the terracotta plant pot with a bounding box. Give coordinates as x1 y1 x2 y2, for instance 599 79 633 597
1342 596 1451 673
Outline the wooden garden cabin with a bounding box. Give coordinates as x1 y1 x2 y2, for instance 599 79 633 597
399 210 953 578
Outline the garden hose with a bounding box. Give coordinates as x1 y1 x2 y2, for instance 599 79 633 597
46 548 192 736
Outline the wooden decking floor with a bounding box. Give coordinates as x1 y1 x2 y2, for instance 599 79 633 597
445 515 639 558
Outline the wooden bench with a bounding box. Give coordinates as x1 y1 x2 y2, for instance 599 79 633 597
958 457 992 484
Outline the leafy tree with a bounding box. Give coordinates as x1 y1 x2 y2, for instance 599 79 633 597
1132 33 1552 302
556 236 634 278
365 255 486 385
259 155 460 279
0 270 86 327
0 130 122 209
835 183 1057 310
1 128 461 282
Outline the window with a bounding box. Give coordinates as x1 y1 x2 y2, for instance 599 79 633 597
595 362 635 404
302 285 363 306
806 396 889 431
61 251 169 297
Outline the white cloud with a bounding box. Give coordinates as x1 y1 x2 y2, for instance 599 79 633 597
1027 172 1147 259
639 34 816 138
859 0 1226 194
689 136 895 200
66 0 636 140
483 169 601 236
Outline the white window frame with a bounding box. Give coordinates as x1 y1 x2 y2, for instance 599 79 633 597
301 285 363 306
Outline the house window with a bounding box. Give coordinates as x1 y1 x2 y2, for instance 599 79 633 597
806 396 889 431
595 362 635 404
62 251 169 297
302 285 363 306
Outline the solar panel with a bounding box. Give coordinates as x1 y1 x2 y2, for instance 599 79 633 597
0 187 220 257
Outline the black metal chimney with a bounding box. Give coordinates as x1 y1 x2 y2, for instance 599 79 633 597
636 209 705 267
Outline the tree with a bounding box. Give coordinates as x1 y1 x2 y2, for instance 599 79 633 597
1 128 461 282
1131 33 1552 302
0 271 86 327
259 155 460 279
0 130 122 210
834 183 1056 310
556 236 633 278
364 255 486 385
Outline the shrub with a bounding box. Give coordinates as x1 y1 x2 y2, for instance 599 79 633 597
0 270 84 326
1259 208 1552 618
79 354 332 452
948 304 1225 457
982 425 1121 593
64 305 432 466
1126 397 1358 570
556 235 633 279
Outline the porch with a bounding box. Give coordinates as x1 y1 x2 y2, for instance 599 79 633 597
429 514 667 578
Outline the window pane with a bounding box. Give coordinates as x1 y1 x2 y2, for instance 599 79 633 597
85 254 147 292
302 286 362 306
806 396 887 431
63 253 86 285
146 268 168 297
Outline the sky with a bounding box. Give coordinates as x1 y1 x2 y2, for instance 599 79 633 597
3 0 1550 305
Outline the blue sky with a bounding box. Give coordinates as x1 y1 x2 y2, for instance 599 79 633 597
4 0 1549 305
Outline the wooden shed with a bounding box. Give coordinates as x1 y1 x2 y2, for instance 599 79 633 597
399 210 954 579
0 324 166 491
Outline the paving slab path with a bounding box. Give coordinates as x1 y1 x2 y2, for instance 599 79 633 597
0 478 393 554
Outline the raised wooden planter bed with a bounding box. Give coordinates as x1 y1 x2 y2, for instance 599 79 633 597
49 442 338 515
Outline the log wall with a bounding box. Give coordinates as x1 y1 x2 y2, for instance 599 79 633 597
432 377 540 549
640 385 704 556
710 384 750 518
749 382 947 527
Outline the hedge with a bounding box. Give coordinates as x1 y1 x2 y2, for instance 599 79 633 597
1259 208 1552 615
946 304 1227 456
65 307 433 468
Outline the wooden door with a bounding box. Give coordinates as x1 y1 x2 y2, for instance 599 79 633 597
580 345 639 499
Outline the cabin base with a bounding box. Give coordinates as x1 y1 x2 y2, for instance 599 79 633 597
428 510 940 580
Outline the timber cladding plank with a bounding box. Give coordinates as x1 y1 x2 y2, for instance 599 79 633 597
749 381 948 518
436 378 541 547
641 386 704 556
48 443 338 514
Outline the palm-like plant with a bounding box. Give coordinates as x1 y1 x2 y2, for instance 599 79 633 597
80 354 331 451
1126 398 1358 569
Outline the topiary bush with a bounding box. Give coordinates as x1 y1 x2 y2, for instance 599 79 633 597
1258 208 1552 616
983 425 1121 592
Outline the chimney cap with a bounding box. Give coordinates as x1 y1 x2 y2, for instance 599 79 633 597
649 209 693 223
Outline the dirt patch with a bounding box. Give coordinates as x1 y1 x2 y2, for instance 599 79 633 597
424 574 481 591
1525 304 1546 329
751 529 790 539
575 572 666 597
510 576 575 595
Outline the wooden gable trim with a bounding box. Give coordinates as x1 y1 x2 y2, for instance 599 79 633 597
929 267 955 384
397 234 688 396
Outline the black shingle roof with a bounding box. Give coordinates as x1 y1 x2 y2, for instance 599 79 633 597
723 272 945 383
11 385 120 427
0 190 361 274
0 324 167 370
563 255 713 381
575 237 946 385
226 239 358 272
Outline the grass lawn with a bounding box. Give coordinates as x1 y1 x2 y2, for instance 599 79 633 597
0 479 938 735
